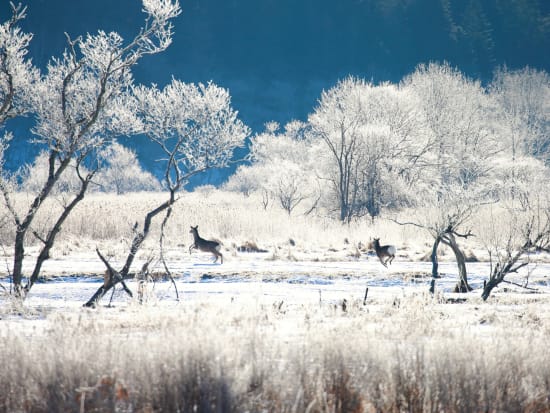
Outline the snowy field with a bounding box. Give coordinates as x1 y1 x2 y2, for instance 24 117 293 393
2 249 550 411
4 247 550 315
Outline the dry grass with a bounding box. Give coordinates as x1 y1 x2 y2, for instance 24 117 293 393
1 190 545 265
1 294 550 412
0 190 433 261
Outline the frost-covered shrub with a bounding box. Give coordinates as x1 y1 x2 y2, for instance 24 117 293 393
95 142 161 194
19 151 86 194
223 165 261 197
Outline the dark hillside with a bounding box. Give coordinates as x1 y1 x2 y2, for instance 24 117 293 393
2 0 549 184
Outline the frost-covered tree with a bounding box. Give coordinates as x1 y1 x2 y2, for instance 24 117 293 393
491 155 548 202
489 66 550 162
227 120 321 215
132 80 250 184
394 182 490 293
309 77 427 221
393 63 548 294
0 2 38 125
16 143 160 198
308 77 370 222
0 3 38 207
250 121 312 165
95 142 161 194
223 164 261 197
19 150 88 194
0 0 180 297
85 79 249 306
477 177 550 300
402 62 502 188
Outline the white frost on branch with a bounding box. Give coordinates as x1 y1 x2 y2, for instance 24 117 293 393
0 2 39 124
132 79 250 184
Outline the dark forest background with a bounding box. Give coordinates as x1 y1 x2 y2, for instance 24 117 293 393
2 0 549 184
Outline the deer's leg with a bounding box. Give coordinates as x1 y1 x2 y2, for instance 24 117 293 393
214 251 223 264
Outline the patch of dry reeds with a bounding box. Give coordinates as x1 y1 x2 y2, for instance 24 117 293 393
1 295 549 412
0 191 429 261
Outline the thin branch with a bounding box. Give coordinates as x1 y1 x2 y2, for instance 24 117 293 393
158 205 179 300
508 261 529 274
95 247 133 298
452 229 474 239
501 279 539 292
388 217 429 231
31 230 46 245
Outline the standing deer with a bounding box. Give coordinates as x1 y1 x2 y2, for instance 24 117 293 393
373 238 396 267
189 225 223 264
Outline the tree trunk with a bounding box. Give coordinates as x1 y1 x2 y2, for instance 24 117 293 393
10 153 72 295
24 178 91 294
84 195 176 307
481 278 499 301
12 230 25 294
429 236 441 294
442 233 472 293
84 248 134 307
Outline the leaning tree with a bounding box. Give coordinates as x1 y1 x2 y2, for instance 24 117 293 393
393 182 493 293
392 62 506 293
84 79 250 307
478 175 550 300
0 0 181 297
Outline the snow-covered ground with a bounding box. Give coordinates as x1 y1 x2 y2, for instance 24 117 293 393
6 249 549 313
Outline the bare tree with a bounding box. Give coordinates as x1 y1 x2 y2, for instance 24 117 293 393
394 183 490 293
84 79 249 307
309 78 428 222
0 0 180 298
275 174 306 215
479 186 550 300
489 66 550 162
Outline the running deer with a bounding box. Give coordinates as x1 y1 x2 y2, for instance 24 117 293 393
373 238 396 267
189 225 223 264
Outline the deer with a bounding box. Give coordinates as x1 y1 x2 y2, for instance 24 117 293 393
372 238 396 267
189 225 223 264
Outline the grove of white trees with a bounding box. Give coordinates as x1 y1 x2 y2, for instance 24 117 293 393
225 62 550 296
227 62 549 223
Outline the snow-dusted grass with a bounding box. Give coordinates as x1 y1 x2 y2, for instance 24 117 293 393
1 293 550 412
1 190 431 263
